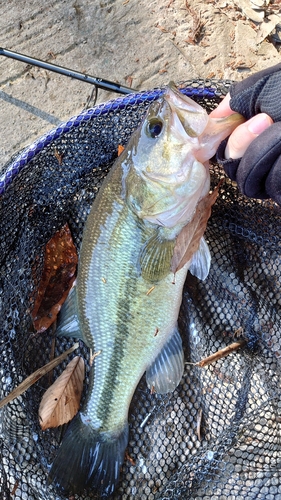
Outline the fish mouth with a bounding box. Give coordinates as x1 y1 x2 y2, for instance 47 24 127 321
142 86 207 186
164 83 209 138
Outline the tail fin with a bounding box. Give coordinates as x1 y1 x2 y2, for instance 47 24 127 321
48 413 129 497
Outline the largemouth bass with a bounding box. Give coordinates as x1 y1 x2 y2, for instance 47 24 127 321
48 86 244 497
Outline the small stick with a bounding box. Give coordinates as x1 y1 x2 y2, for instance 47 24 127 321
0 342 79 409
203 55 217 65
196 340 246 368
89 349 102 366
140 411 152 429
125 450 136 466
154 327 159 337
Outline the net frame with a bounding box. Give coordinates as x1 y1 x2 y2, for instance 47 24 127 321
0 79 281 500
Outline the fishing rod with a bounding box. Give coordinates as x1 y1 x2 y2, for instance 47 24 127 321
0 47 137 95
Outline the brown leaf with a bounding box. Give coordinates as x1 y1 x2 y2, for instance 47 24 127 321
171 181 221 274
39 356 85 430
203 54 217 65
118 144 125 156
155 24 170 33
32 224 78 333
54 148 64 165
125 75 133 87
0 343 79 410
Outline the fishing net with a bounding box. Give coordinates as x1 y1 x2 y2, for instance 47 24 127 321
0 79 281 500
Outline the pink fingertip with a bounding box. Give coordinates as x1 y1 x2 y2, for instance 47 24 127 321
247 113 273 135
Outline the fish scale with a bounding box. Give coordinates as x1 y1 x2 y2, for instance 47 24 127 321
80 164 188 432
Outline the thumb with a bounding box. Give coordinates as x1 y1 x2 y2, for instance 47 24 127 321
209 93 232 118
225 113 273 160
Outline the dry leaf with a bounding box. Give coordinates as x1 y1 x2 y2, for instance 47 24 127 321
171 182 221 274
203 54 217 65
234 0 265 22
118 144 125 156
39 356 85 430
0 343 79 410
54 148 64 165
155 24 170 33
255 14 280 44
185 1 205 44
32 224 78 333
125 75 133 87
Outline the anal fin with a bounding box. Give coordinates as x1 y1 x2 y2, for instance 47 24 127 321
189 236 211 281
146 327 184 394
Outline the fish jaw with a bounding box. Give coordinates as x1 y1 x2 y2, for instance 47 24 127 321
164 83 209 137
165 84 245 163
195 112 246 163
128 86 210 185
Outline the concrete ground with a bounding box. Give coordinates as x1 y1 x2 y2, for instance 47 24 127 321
0 0 280 167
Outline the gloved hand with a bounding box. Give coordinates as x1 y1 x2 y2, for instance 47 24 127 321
211 64 281 204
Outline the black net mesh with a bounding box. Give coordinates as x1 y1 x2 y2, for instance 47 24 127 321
0 79 281 500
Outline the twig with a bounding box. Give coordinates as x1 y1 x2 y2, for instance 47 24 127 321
0 342 79 409
196 340 246 368
203 54 217 65
185 1 205 44
89 349 102 366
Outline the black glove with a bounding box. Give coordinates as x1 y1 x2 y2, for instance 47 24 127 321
216 64 281 204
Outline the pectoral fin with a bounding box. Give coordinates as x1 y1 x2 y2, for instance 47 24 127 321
139 231 175 282
146 327 184 394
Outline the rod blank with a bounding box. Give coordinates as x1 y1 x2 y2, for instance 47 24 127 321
0 47 136 95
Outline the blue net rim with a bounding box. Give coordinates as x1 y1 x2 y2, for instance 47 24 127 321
0 83 225 197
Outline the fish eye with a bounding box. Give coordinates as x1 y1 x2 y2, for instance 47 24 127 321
146 118 163 138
